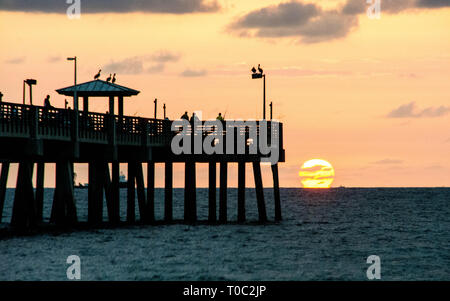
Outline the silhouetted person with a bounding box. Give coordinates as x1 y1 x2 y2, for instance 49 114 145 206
190 112 200 123
181 111 189 120
94 69 101 80
44 95 53 109
216 112 224 121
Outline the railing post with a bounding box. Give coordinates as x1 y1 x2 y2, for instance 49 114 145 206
107 114 117 161
71 109 79 158
30 106 38 139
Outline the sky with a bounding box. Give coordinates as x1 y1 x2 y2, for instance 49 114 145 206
0 0 449 187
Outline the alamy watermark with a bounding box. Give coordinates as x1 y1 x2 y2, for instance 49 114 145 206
66 255 81 280
170 115 280 165
366 255 381 279
367 0 381 19
66 0 81 19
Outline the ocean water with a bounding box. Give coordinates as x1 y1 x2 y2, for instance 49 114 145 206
0 188 448 280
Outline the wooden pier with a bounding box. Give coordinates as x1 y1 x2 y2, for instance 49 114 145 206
0 80 285 231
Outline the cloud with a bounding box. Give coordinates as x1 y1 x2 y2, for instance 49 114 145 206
268 67 353 77
416 0 450 8
103 51 180 74
0 0 220 14
228 0 450 43
4 56 26 64
343 0 416 15
151 51 181 63
47 56 61 63
180 69 207 77
228 2 359 43
371 159 403 165
387 102 450 118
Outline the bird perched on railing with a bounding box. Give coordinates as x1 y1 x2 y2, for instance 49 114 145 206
106 74 112 82
258 64 263 74
112 73 116 84
94 69 101 80
251 66 257 74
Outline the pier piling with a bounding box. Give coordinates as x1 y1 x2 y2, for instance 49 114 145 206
0 162 10 223
252 162 267 222
35 162 45 223
238 161 246 222
208 162 216 222
11 161 37 229
127 162 136 223
164 161 173 221
271 163 282 221
147 161 155 223
219 162 228 223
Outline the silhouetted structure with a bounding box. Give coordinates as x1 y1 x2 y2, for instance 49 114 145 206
0 81 285 232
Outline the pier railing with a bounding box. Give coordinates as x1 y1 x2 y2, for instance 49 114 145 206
0 101 283 157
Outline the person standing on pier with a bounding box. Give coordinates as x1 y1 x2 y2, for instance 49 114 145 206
44 95 54 109
216 112 224 121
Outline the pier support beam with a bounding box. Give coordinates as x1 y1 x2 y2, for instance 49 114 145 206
127 162 136 223
103 162 116 224
253 162 267 222
110 161 120 224
146 161 155 223
164 162 173 222
219 162 228 223
271 163 282 221
0 162 10 223
11 161 37 229
208 162 216 222
184 161 196 222
35 162 45 223
88 161 103 225
238 161 246 222
136 163 148 223
51 161 77 226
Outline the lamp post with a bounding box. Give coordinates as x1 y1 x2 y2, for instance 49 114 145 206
251 64 266 120
163 103 166 119
154 98 157 119
23 79 37 105
67 57 78 111
67 57 79 153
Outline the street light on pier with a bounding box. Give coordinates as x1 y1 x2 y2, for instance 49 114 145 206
251 64 266 120
66 57 78 111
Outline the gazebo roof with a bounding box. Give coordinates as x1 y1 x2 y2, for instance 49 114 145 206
56 79 140 97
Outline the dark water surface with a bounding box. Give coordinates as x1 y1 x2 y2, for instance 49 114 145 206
0 188 448 280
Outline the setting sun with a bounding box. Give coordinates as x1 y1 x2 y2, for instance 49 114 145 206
299 159 335 188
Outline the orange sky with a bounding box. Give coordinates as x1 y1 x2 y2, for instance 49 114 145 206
1 0 449 187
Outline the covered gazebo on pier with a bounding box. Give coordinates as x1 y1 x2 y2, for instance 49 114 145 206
56 79 140 116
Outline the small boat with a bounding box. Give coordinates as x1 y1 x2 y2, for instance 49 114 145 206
119 172 127 188
74 173 127 189
75 183 88 189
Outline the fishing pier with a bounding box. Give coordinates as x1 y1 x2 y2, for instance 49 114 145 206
0 79 285 231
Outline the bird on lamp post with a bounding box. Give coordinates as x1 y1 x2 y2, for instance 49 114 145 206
251 64 266 119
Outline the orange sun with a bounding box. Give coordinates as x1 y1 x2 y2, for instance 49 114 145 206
299 159 335 188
